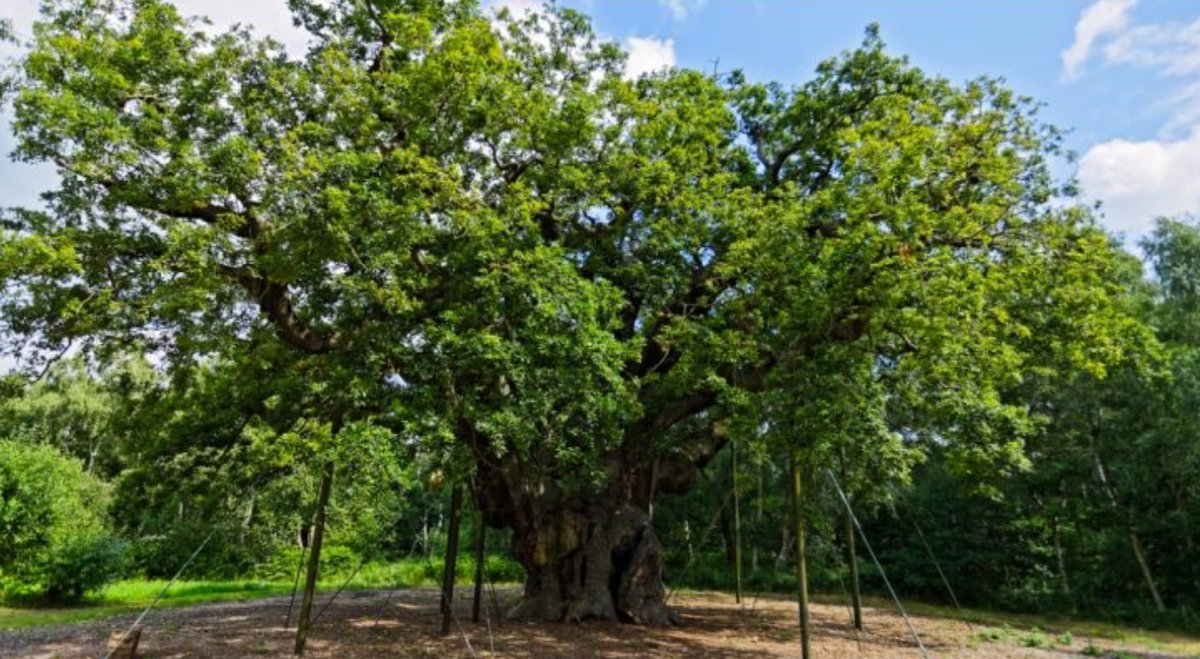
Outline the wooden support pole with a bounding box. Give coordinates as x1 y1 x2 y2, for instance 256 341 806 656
844 502 864 630
472 495 486 624
106 626 141 659
732 440 743 604
791 449 811 659
293 460 334 656
840 454 863 630
441 484 464 636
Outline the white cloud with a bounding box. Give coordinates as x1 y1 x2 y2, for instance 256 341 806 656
1060 0 1136 80
1104 17 1200 76
1079 126 1200 236
623 36 676 79
659 0 708 22
484 1 676 81
1065 4 1200 236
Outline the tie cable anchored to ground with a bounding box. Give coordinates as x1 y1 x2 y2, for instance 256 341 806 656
826 468 929 659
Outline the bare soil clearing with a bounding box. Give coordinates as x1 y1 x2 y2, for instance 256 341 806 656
0 588 1190 658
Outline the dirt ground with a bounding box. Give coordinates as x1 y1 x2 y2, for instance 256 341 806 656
0 588 1187 658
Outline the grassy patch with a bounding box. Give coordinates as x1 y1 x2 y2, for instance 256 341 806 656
0 556 519 631
807 592 1200 657
1018 628 1051 649
0 580 294 630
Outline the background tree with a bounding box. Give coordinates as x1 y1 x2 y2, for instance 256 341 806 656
0 354 152 475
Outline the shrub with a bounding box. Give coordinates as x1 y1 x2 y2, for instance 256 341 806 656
44 536 130 601
0 440 125 601
484 554 524 583
1019 628 1051 649
130 521 270 580
254 545 362 582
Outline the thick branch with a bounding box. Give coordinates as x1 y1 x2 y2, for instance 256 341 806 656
218 265 340 353
629 269 733 379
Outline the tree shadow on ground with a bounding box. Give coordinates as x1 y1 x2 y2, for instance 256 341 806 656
0 587 1181 658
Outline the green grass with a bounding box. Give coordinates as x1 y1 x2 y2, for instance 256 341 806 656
811 592 1200 657
0 578 304 628
1018 628 1051 649
654 587 1200 656
0 580 295 630
0 556 518 631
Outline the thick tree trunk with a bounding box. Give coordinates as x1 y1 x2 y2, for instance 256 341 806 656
475 450 679 626
466 409 732 627
504 501 674 625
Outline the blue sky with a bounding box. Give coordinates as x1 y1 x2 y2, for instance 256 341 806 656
3 0 1200 246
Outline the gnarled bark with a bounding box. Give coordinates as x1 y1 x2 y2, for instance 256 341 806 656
460 404 734 627
474 448 697 627
505 501 673 626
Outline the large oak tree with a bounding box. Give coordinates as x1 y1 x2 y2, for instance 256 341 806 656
1 0 1140 624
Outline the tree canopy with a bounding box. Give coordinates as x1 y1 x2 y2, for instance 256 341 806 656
0 0 1146 624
